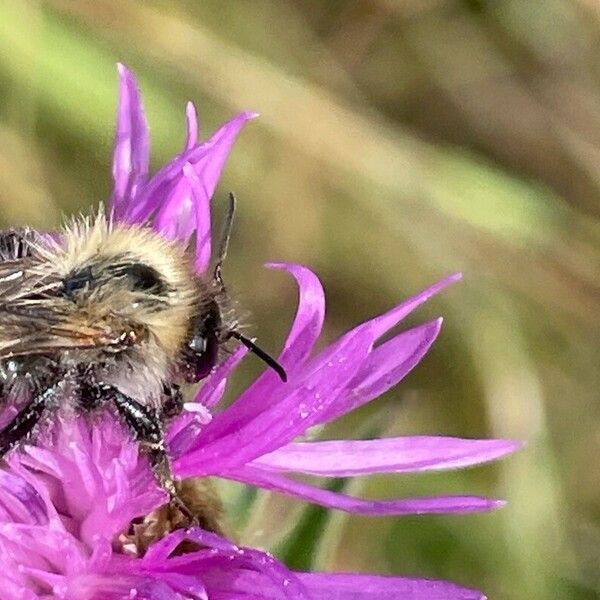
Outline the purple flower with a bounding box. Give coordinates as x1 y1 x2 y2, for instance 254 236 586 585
0 64 521 599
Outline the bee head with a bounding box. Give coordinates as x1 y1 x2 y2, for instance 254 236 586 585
54 208 286 383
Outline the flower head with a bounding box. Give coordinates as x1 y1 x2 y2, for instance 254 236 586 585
0 64 520 599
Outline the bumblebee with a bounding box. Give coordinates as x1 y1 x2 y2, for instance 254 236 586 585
0 195 285 521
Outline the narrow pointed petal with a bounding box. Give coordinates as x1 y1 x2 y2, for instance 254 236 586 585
143 530 187 563
0 471 48 525
267 264 327 371
153 174 197 244
180 527 239 552
352 319 442 397
158 573 209 599
253 437 523 476
223 466 506 515
198 264 325 446
368 273 462 339
278 276 458 427
202 570 308 600
188 112 258 272
190 111 258 191
68 573 187 599
153 163 212 266
299 274 460 386
0 577 38 600
316 319 442 426
187 163 213 274
126 112 256 226
298 573 485 600
111 64 150 220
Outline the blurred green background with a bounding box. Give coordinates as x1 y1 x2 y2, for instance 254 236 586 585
0 1 599 598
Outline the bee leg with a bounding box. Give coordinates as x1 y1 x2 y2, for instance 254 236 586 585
109 388 196 523
0 384 56 457
161 383 184 419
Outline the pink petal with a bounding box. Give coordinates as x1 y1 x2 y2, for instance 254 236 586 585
253 437 523 477
222 466 506 515
298 573 485 600
143 530 188 563
301 274 460 382
0 577 38 600
266 264 327 371
153 174 197 244
198 264 325 446
186 163 213 274
183 527 239 552
352 319 442 395
368 273 462 339
0 524 84 570
183 283 452 469
18 567 65 592
188 113 258 273
67 573 186 599
153 572 208 599
0 471 48 525
111 63 150 220
127 112 256 227
201 569 308 600
316 319 442 426
151 163 212 267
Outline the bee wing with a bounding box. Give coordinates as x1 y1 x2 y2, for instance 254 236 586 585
0 259 139 360
0 258 37 300
0 253 63 304
0 316 139 360
0 257 143 360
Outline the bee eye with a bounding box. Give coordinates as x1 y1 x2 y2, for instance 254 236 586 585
181 333 219 383
63 262 167 299
120 263 165 294
180 301 222 383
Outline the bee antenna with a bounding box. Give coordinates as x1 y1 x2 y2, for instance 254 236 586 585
214 192 236 287
230 330 288 382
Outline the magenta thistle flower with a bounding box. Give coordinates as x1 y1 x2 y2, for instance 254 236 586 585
0 64 520 599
